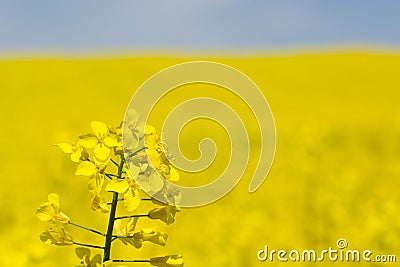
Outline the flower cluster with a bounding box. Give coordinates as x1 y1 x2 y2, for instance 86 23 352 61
123 110 182 205
37 193 73 246
36 112 183 267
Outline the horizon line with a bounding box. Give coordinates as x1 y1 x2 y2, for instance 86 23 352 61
1 43 400 61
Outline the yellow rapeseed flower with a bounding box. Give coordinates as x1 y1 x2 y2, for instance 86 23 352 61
135 165 164 195
105 179 129 194
132 228 168 248
144 126 163 169
123 187 141 212
75 160 107 176
40 222 73 246
126 151 148 166
144 126 180 183
123 171 142 211
90 193 109 213
105 167 141 211
123 109 145 150
154 184 183 206
149 255 184 267
55 142 88 162
36 193 70 224
74 247 102 267
75 160 107 193
79 121 120 161
113 218 139 246
148 205 180 225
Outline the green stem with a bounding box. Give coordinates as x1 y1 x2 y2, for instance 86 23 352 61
107 198 124 205
117 157 125 177
69 221 105 236
105 173 124 180
103 157 125 262
104 173 119 178
73 241 104 250
104 173 113 180
114 214 148 220
112 235 134 238
110 158 119 167
127 146 147 158
104 192 118 261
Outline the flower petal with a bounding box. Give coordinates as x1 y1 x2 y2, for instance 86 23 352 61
169 166 180 182
126 108 139 122
148 205 180 225
124 188 141 211
88 174 105 193
124 164 140 181
91 121 108 136
90 193 109 213
94 144 110 161
75 247 91 259
75 161 97 176
137 172 164 194
145 125 156 135
70 146 83 162
47 193 61 210
78 133 98 148
140 229 168 246
104 136 120 147
40 223 73 246
91 254 102 266
55 143 72 153
36 203 54 222
127 217 139 232
147 149 161 168
150 255 183 267
105 180 129 194
125 133 139 150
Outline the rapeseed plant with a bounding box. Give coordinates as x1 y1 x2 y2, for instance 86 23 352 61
37 113 183 267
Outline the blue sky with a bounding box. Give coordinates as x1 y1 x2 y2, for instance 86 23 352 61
0 0 399 53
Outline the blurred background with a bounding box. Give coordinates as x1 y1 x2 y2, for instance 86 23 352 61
0 1 399 266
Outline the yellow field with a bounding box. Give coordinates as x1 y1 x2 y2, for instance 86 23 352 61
1 52 399 266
